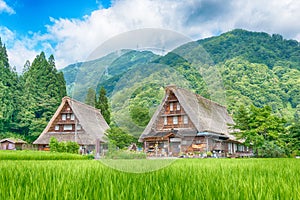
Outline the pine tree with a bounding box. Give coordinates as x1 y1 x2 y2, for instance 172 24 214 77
96 86 111 124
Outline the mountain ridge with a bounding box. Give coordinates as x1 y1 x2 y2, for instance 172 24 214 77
61 29 300 136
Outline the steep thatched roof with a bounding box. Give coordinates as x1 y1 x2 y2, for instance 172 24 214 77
139 85 235 141
0 138 27 144
33 97 109 145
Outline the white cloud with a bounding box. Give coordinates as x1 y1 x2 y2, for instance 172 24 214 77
0 0 15 14
0 26 39 72
3 0 300 71
0 26 14 42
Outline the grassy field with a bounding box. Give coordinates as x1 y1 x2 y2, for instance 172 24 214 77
0 155 299 199
0 150 90 160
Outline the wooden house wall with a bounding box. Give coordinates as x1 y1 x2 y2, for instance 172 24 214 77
0 141 13 150
156 91 195 130
48 102 80 133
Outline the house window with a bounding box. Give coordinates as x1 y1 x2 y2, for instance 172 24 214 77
176 103 180 110
61 114 66 121
183 115 188 124
71 114 75 120
77 124 82 130
195 140 201 144
173 116 178 124
55 125 59 131
233 143 237 153
67 107 70 111
238 145 244 152
63 124 72 131
182 140 187 145
164 116 167 125
67 113 70 119
170 103 173 111
228 143 232 154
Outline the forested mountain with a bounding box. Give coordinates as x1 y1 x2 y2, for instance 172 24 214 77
196 29 300 69
62 50 158 100
0 40 66 142
62 29 299 131
1 29 299 150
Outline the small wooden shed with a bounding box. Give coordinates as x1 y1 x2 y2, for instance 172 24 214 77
0 138 27 150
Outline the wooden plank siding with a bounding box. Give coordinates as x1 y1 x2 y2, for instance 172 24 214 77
140 86 252 157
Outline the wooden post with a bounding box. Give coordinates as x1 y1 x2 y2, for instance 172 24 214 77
206 137 209 152
167 138 170 157
75 119 77 143
95 139 100 159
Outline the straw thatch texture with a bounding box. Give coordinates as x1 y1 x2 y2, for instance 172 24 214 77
33 97 109 145
139 86 235 141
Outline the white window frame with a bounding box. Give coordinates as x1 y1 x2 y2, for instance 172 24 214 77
63 124 72 131
55 125 59 131
67 113 70 119
176 103 180 110
173 116 178 125
70 114 75 120
164 117 167 125
170 103 173 111
233 143 237 153
76 124 82 130
183 115 188 124
238 145 244 152
61 114 66 121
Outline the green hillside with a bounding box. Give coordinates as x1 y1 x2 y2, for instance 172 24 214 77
61 29 300 136
62 50 158 100
197 29 300 69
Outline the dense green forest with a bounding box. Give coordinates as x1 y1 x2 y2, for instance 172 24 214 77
1 29 299 156
61 29 299 156
62 29 299 126
0 38 66 142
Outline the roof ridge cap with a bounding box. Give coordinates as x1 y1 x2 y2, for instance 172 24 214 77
68 97 101 112
176 88 227 109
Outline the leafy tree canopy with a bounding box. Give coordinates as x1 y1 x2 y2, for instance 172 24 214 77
105 127 137 149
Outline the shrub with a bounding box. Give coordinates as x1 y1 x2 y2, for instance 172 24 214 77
49 137 79 154
49 137 59 152
105 143 146 159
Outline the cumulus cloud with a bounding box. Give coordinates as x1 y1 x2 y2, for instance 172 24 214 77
0 0 15 14
0 26 39 72
3 0 300 71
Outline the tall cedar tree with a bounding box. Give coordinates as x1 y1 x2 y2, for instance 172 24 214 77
16 52 66 142
96 86 111 124
0 38 18 133
85 88 96 107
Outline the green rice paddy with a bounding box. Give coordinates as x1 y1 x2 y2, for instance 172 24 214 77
0 152 299 200
0 150 90 160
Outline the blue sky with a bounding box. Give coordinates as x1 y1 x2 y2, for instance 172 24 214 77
0 0 111 35
1 0 300 72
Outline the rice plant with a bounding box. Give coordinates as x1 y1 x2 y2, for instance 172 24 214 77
0 150 89 160
0 158 299 200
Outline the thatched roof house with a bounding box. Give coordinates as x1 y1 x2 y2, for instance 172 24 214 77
0 138 27 150
140 85 249 157
33 96 110 151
